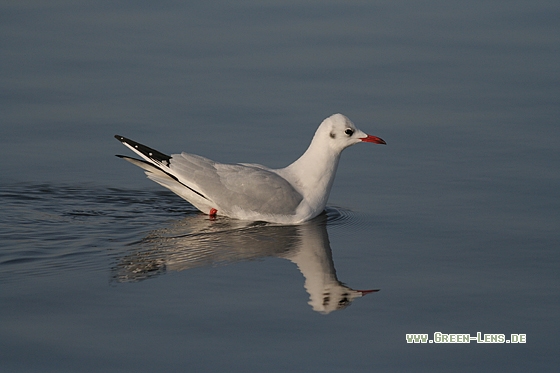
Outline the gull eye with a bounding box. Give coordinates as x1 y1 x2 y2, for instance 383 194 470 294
345 129 354 136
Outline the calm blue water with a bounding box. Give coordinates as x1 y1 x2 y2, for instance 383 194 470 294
1 1 559 371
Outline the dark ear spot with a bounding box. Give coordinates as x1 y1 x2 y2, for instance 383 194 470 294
330 132 336 139
323 292 331 306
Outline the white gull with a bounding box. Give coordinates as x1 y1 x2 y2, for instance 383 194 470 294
115 113 385 224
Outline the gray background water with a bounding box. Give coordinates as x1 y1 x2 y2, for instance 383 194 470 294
1 0 559 371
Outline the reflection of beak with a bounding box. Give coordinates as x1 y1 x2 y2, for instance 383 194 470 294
357 289 380 296
360 135 386 144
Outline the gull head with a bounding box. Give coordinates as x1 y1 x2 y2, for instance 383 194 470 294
316 113 386 153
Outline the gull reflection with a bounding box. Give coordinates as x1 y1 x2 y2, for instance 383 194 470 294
113 209 378 314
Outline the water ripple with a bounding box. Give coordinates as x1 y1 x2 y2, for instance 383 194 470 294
324 205 373 229
0 183 194 281
0 183 366 281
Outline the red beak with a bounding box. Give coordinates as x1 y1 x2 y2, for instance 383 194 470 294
357 289 380 296
360 135 386 144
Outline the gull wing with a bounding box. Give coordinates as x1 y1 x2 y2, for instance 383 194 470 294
115 135 303 217
170 153 303 216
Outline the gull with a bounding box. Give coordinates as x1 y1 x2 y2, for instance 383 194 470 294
115 113 385 224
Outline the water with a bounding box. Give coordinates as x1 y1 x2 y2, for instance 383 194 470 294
1 1 559 371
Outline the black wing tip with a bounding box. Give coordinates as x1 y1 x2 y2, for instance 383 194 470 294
114 135 172 164
115 135 137 145
114 136 209 201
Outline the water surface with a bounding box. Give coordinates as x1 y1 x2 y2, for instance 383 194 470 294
1 0 559 371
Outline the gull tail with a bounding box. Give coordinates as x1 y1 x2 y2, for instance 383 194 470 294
114 135 211 203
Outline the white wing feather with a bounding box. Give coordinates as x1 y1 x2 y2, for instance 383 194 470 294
169 153 303 215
